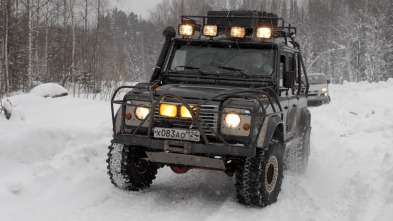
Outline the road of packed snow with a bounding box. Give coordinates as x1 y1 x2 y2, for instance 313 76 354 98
1 80 393 221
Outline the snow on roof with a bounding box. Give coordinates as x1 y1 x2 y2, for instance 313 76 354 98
30 83 68 98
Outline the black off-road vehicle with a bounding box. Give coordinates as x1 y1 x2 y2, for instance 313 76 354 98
107 11 311 207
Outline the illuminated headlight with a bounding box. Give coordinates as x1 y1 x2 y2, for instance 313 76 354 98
179 24 194 36
135 106 150 120
224 112 241 128
322 87 328 92
159 103 178 118
256 27 272 39
230 27 245 38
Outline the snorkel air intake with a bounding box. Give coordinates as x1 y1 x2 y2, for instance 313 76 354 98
150 26 176 82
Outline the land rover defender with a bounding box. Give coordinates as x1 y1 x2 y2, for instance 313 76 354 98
107 11 311 207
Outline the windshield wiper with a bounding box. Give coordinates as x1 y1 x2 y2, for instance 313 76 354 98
173 66 207 75
217 66 249 78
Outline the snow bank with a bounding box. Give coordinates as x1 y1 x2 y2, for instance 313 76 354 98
0 99 13 119
30 83 68 98
0 79 392 221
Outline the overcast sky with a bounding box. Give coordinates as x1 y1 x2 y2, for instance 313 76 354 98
110 0 163 19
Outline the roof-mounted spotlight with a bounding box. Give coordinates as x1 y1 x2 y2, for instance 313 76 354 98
230 27 245 38
203 25 218 37
178 20 195 37
256 27 272 39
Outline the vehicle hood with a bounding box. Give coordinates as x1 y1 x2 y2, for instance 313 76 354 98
155 84 240 101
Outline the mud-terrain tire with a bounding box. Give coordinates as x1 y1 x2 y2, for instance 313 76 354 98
235 139 284 207
285 124 311 174
107 142 158 191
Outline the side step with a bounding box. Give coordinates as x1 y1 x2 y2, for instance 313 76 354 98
145 152 226 170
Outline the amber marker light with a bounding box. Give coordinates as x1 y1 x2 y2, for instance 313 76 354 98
203 25 218 37
179 24 194 36
125 113 132 120
256 27 272 39
243 124 250 130
159 103 178 118
230 27 245 38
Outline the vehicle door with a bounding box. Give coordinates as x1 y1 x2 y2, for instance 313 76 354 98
286 53 299 135
277 52 290 134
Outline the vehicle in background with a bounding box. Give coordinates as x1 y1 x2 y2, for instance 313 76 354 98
307 73 331 106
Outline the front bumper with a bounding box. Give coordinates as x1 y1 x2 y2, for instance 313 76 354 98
113 134 255 157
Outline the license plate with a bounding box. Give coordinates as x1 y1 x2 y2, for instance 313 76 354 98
153 127 200 141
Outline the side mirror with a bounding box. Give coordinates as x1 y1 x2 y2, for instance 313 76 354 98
327 79 331 84
283 71 295 88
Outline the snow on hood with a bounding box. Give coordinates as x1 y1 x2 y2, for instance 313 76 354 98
30 83 68 98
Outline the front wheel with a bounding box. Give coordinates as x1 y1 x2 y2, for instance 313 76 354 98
107 142 158 191
235 139 284 207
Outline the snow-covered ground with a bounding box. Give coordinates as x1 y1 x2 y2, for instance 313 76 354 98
1 80 393 221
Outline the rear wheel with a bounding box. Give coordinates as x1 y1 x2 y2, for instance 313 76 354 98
107 142 158 191
235 139 284 207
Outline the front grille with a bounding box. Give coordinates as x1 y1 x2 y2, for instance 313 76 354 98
154 103 219 137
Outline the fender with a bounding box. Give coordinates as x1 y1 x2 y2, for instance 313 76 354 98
114 107 123 134
257 115 284 148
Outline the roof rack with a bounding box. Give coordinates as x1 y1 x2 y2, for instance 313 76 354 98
179 10 297 44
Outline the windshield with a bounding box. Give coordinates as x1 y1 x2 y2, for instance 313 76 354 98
168 44 274 77
308 75 327 85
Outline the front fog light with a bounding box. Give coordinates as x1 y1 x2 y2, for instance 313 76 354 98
180 105 196 119
225 112 241 128
159 103 177 118
135 106 150 120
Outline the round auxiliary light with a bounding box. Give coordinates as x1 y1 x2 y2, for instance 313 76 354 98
135 106 150 120
225 112 241 128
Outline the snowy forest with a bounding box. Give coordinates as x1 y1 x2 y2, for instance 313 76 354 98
0 0 392 98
